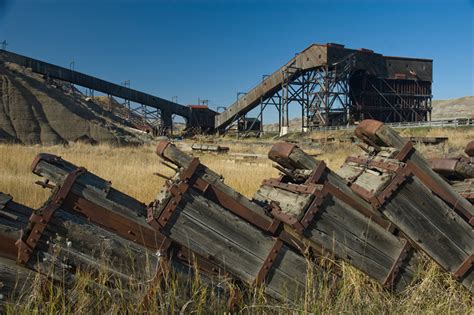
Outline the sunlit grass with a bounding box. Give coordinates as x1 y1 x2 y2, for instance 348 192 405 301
0 126 473 313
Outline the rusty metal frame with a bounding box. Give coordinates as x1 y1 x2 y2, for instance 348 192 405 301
453 254 473 279
306 161 327 184
16 167 86 265
268 142 296 167
269 202 305 233
0 234 18 261
394 141 414 162
254 238 284 285
381 239 411 287
64 193 171 251
148 158 201 231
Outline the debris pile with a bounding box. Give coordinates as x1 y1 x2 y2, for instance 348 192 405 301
0 120 472 309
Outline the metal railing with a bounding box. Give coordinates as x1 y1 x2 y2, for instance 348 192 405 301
309 118 474 132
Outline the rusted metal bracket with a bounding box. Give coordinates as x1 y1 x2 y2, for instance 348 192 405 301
269 202 304 233
376 167 412 207
453 254 473 280
148 158 201 231
394 141 414 162
16 167 86 265
465 140 474 157
382 239 412 287
306 161 327 184
254 239 284 285
0 234 18 261
300 187 330 230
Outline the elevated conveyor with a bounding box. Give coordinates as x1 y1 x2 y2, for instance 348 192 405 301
0 50 197 130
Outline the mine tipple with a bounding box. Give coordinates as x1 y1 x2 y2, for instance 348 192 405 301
339 120 473 292
255 142 420 291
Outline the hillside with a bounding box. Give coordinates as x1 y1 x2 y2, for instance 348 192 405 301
0 61 146 145
431 96 474 120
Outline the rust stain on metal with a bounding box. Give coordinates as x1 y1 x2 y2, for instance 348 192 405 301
156 141 171 158
254 238 284 285
453 254 473 279
16 166 86 265
268 142 296 165
382 239 411 287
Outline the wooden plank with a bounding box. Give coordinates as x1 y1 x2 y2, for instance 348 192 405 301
158 189 308 301
253 185 313 219
34 158 147 217
381 178 473 291
355 120 474 216
0 257 39 303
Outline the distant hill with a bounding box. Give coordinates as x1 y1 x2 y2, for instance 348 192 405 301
431 96 474 120
264 96 474 131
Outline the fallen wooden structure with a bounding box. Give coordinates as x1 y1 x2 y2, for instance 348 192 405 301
149 141 318 302
0 156 234 307
1 121 473 307
255 142 420 291
339 120 473 292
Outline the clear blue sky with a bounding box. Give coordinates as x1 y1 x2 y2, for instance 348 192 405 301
0 0 473 122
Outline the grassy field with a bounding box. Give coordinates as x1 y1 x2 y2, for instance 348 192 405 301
1 126 473 313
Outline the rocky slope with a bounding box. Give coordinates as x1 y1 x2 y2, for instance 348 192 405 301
0 61 145 145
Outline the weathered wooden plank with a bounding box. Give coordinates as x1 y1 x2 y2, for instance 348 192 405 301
0 256 40 304
34 157 147 217
382 179 473 291
157 189 308 301
254 185 313 219
355 119 474 217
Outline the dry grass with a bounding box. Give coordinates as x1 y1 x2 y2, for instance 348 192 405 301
1 126 473 313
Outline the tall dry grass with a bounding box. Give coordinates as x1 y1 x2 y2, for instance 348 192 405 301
0 126 473 313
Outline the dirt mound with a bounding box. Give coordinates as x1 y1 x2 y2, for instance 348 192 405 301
0 61 145 145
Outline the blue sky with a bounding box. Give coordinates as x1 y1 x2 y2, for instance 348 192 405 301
0 0 473 122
